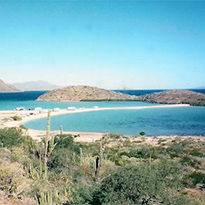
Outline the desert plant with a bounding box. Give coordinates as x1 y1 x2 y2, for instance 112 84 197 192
139 131 145 136
12 115 22 121
92 160 189 204
60 125 63 135
44 111 51 179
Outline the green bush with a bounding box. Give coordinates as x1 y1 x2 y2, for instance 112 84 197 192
187 172 205 186
92 160 189 204
139 131 145 136
12 116 22 121
54 134 82 153
0 128 24 147
180 156 197 167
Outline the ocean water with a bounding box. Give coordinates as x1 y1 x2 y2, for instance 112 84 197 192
25 106 205 136
1 90 205 136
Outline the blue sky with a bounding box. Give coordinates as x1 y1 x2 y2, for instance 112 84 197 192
0 1 205 89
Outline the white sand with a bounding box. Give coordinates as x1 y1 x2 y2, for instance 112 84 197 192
0 104 191 142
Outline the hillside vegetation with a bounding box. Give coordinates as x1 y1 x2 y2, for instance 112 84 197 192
138 89 205 106
36 85 138 102
0 126 204 204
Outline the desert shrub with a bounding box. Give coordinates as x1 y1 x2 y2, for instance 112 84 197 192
12 116 22 121
190 148 204 157
48 148 74 173
0 148 11 162
48 135 83 173
180 156 197 167
187 172 205 186
167 142 184 155
92 160 189 205
11 147 31 165
119 151 131 158
129 147 150 158
0 128 24 147
19 124 28 130
71 184 96 205
54 134 82 153
139 131 145 136
0 161 32 195
83 143 99 157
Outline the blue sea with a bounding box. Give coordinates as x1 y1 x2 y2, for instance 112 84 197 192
0 90 205 136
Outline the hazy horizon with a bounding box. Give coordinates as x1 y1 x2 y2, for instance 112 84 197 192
1 1 205 90
5 79 205 91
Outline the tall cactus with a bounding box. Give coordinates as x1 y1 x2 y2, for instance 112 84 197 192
60 125 63 135
73 152 76 162
80 147 82 165
44 111 51 179
95 143 103 175
99 142 103 165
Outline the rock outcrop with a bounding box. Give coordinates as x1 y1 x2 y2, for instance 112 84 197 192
36 85 138 102
137 89 205 106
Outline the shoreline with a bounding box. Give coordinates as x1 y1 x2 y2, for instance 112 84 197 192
1 104 201 143
1 104 190 126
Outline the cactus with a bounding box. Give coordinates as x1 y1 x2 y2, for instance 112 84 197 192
44 111 51 179
95 142 104 175
99 142 103 166
73 152 76 162
80 147 82 165
36 192 53 205
60 125 63 135
90 158 95 176
48 135 55 156
39 155 43 179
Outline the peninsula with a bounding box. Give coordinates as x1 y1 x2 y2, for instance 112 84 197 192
36 85 138 102
137 89 205 106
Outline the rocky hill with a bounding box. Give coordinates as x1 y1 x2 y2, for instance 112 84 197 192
0 79 20 92
138 89 205 106
13 81 62 91
36 85 138 102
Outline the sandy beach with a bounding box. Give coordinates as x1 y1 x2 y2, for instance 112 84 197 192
1 103 201 143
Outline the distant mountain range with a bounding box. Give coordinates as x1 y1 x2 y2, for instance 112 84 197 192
12 81 62 91
0 79 20 92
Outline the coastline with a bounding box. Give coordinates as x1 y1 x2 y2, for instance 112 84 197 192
1 104 203 143
0 104 190 126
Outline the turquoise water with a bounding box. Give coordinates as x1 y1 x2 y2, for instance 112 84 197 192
25 106 205 136
0 100 153 111
0 91 205 136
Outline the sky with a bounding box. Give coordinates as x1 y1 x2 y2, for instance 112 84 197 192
0 0 205 90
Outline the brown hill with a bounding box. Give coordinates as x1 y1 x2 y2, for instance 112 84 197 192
138 89 205 106
0 79 20 92
36 85 138 102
